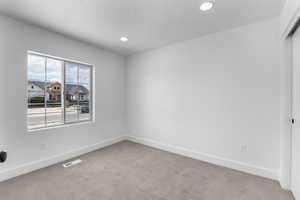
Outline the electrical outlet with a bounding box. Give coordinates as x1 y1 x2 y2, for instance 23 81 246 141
40 144 47 151
241 145 248 153
0 151 7 163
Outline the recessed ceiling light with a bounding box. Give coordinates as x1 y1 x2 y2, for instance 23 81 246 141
120 37 129 42
200 1 214 11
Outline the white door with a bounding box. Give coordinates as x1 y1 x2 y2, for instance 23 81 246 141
292 25 300 200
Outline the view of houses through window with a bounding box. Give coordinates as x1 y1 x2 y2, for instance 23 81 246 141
27 53 92 130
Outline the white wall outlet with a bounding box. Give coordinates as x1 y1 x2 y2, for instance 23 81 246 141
39 144 47 151
241 145 248 153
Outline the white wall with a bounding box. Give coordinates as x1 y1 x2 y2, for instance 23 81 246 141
279 37 293 189
126 18 281 180
279 0 300 190
0 15 125 179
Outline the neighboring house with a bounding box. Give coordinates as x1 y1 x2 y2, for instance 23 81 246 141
28 81 49 104
47 82 61 103
28 81 45 98
28 81 89 104
65 84 89 103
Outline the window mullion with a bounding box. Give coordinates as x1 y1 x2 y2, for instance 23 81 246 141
90 66 93 121
77 65 80 121
62 61 66 125
44 57 47 128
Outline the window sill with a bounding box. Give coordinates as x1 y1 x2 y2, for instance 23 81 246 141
27 120 94 134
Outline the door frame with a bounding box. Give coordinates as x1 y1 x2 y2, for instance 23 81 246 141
281 4 300 191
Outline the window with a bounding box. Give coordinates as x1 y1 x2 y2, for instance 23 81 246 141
27 52 93 130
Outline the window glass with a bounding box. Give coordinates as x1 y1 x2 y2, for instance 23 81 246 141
79 65 91 120
65 63 79 123
27 55 46 130
46 58 63 127
27 53 93 130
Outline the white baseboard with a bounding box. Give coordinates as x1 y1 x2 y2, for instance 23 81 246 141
279 176 292 191
0 135 279 183
125 136 279 181
0 136 126 182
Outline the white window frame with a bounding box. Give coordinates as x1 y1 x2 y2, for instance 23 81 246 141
27 51 94 131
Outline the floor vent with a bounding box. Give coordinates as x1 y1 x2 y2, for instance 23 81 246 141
63 159 82 168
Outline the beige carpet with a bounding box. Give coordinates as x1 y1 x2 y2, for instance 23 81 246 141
0 141 294 200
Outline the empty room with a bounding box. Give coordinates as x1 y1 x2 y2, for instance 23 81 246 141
0 0 299 199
